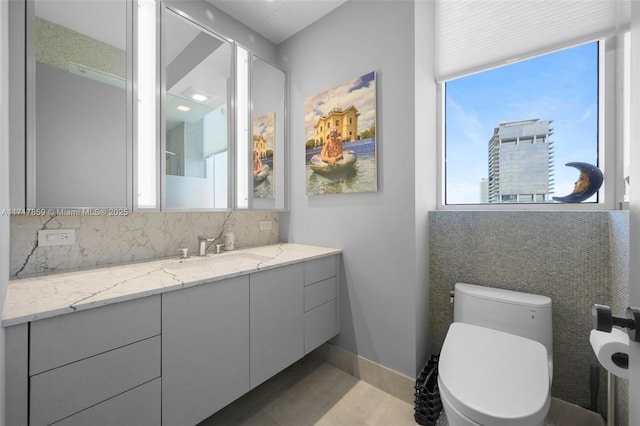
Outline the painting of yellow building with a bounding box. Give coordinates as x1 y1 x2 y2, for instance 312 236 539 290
313 106 360 144
253 134 267 158
304 71 377 195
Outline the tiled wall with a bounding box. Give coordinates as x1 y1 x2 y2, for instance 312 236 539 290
429 211 628 421
609 211 629 426
10 211 279 277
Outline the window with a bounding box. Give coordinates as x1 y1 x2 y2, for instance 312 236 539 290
444 42 603 205
435 0 630 209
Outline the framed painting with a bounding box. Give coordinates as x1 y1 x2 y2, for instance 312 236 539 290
304 71 377 195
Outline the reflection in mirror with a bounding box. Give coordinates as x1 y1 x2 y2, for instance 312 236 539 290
31 0 129 208
163 8 231 210
252 112 274 199
251 55 286 210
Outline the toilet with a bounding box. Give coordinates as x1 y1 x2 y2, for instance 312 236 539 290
438 283 553 426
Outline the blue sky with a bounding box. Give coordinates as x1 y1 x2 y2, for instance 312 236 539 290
445 42 599 204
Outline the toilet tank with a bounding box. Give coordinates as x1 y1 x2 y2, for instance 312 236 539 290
453 283 553 357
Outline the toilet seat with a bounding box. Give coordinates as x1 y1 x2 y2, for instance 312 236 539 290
438 322 551 426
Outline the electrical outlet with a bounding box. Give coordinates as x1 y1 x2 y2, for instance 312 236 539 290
259 220 272 231
38 229 76 247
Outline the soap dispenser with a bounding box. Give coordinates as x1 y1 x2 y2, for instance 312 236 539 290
224 228 235 251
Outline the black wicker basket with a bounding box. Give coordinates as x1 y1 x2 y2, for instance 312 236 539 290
414 355 442 426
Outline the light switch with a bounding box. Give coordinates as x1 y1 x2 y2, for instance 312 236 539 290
38 229 76 247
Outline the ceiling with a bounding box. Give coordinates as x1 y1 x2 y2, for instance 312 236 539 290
207 0 349 45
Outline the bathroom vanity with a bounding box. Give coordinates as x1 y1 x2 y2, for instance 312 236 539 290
3 243 341 426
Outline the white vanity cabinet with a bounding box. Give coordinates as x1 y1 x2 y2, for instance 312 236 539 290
250 263 305 388
4 249 340 426
162 276 250 426
163 255 339 424
28 296 161 426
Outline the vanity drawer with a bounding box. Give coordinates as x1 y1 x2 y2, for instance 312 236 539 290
30 336 161 426
304 299 337 354
30 295 161 375
304 255 337 286
51 378 161 426
304 277 336 312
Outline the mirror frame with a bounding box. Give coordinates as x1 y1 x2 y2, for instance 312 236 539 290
134 0 161 211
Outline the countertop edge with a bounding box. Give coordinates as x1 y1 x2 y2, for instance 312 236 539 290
3 244 342 327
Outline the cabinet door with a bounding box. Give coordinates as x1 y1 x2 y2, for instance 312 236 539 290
304 255 337 285
162 276 250 426
304 277 338 354
51 378 161 426
31 336 161 426
5 324 28 426
305 299 338 354
250 264 304 388
30 295 160 375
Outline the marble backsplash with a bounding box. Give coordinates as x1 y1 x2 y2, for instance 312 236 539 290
10 211 279 277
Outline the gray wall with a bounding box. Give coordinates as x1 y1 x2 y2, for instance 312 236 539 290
430 210 629 419
278 0 437 378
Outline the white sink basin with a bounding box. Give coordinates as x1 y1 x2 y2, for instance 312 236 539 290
162 252 271 271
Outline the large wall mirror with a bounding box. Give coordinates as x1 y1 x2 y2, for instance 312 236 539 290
249 55 286 210
162 6 231 210
27 0 131 208
13 0 286 212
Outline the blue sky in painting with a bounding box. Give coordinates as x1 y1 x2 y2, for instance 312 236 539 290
349 72 375 92
445 42 599 204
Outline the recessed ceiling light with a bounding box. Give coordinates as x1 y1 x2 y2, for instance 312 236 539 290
181 87 215 103
177 105 191 112
191 93 209 102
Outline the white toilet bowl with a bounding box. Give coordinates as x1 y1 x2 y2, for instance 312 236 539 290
438 322 551 426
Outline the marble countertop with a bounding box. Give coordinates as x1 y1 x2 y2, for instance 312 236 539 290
3 243 341 327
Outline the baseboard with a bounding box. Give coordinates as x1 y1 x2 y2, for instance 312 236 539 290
319 343 415 405
317 345 608 425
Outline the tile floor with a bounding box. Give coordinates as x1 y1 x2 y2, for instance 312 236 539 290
198 351 606 426
199 355 417 426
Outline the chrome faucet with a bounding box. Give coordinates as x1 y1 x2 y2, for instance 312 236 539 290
198 236 216 256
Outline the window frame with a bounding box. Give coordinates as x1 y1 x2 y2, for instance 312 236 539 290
437 35 626 211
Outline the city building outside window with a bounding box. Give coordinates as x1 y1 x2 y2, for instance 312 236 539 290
444 41 601 205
